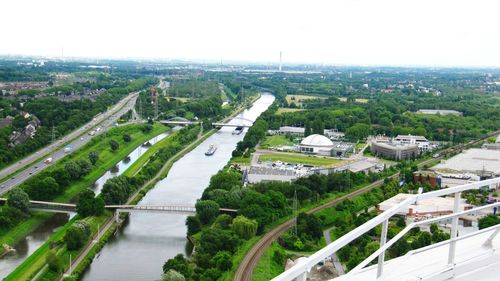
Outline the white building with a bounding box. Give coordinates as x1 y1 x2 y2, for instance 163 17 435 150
298 134 335 155
417 109 463 116
393 134 432 151
377 193 470 216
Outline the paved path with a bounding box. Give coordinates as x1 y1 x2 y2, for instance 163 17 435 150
323 226 345 275
0 92 139 195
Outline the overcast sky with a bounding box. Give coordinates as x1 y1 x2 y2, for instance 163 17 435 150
1 0 499 67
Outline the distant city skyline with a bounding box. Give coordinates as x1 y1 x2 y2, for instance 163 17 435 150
1 0 499 67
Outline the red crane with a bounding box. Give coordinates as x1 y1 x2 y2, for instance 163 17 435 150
150 85 156 104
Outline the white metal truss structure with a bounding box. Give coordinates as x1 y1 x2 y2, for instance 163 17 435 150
271 177 500 281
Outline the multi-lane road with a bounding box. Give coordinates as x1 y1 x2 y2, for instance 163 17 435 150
0 92 140 195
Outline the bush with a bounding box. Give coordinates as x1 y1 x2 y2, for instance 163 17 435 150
232 215 258 240
186 215 201 235
7 188 30 214
195 200 220 225
47 251 63 272
109 140 120 151
76 189 105 217
65 221 91 250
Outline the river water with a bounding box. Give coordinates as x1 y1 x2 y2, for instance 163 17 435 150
0 132 170 279
81 93 275 281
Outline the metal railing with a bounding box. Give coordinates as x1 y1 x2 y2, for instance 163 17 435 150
271 177 500 281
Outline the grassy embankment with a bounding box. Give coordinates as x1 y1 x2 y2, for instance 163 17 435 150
0 124 166 257
252 185 385 281
8 126 212 281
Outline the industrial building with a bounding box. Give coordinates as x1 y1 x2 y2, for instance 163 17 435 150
377 193 471 216
370 137 419 160
431 148 500 180
417 109 463 116
268 126 345 140
393 134 433 151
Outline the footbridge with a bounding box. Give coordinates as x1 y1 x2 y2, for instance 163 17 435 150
0 198 237 220
107 204 237 222
212 116 254 128
159 117 200 126
0 198 77 214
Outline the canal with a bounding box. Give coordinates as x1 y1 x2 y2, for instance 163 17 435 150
81 93 275 281
0 132 170 279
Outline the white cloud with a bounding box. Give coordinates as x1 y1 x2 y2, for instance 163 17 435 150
0 0 499 67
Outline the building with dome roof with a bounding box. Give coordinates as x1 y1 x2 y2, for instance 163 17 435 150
298 134 335 155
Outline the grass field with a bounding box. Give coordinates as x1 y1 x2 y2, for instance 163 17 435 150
258 153 345 167
165 96 190 102
285 94 326 106
229 156 251 165
260 135 295 149
276 108 304 114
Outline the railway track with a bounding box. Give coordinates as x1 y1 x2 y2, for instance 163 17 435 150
233 130 500 281
234 174 399 281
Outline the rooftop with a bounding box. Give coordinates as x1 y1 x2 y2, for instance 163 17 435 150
301 134 334 147
432 148 500 176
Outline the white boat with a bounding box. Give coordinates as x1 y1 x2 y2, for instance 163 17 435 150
205 144 217 156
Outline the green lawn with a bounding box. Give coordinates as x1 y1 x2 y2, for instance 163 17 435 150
259 153 344 167
229 156 251 165
260 135 294 149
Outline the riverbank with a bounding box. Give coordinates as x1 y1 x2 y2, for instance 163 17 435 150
0 124 167 272
64 126 216 280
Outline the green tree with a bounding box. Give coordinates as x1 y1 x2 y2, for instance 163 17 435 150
195 200 220 225
162 254 191 279
232 215 258 240
479 214 500 230
159 270 185 281
213 214 233 229
65 161 82 180
76 189 104 217
101 175 132 205
88 151 99 165
46 251 63 272
212 251 232 270
123 133 132 142
109 139 119 151
346 123 372 141
198 228 240 255
76 158 92 175
186 215 201 235
64 221 91 250
7 188 30 213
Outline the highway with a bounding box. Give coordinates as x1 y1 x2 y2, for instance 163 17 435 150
0 92 139 195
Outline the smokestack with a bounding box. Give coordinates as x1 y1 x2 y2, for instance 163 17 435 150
279 51 282 72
